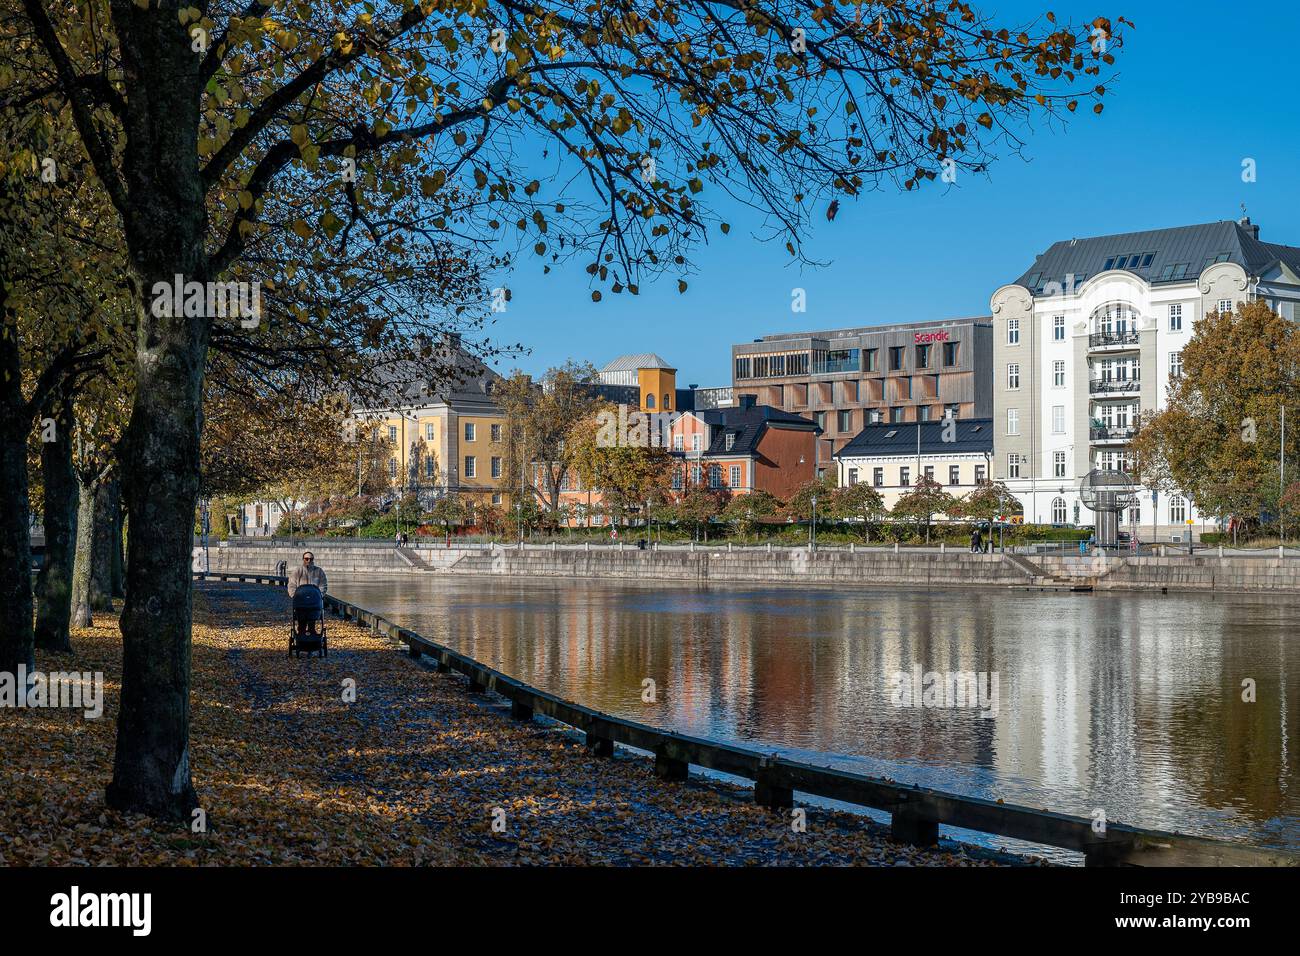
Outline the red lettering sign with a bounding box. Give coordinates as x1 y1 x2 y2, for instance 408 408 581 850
914 330 951 344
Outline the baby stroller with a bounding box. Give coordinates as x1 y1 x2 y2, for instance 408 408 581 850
290 584 328 658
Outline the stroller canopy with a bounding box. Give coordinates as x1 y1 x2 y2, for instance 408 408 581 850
292 584 324 611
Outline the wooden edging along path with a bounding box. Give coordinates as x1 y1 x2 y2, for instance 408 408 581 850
199 571 1300 868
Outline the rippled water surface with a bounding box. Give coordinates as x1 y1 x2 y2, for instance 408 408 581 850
331 575 1299 855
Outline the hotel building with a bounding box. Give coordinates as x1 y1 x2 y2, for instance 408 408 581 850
731 318 993 466
989 217 1300 540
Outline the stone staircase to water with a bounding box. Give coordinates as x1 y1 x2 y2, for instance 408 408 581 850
1002 552 1093 591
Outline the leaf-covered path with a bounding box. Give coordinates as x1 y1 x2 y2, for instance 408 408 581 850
1 581 1017 866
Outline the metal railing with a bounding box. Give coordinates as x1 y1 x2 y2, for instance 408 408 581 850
1088 330 1140 348
197 571 1300 867
1089 378 1141 394
810 357 860 375
1089 425 1136 442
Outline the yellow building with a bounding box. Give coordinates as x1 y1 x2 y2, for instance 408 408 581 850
597 353 677 412
355 341 511 515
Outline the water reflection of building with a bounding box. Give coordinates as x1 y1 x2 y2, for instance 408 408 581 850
341 577 1297 840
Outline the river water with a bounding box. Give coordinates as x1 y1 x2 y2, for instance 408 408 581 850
331 574 1298 858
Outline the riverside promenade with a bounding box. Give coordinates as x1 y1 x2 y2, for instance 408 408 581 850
0 581 1004 867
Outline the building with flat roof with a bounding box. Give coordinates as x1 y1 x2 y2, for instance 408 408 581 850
731 317 993 465
989 216 1300 540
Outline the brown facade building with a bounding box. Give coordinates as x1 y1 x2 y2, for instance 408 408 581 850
732 317 993 463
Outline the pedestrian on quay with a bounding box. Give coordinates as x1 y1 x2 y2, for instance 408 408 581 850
970 527 983 553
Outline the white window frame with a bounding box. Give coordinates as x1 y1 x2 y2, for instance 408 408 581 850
1218 299 1233 315
1051 497 1067 524
1051 405 1065 434
730 465 742 487
1007 319 1020 345
1008 454 1021 479
1053 360 1065 388
1053 315 1065 342
1169 351 1183 379
1169 303 1182 331
464 456 476 478
1170 496 1187 523
464 422 476 442
490 457 502 479
1053 450 1066 478
1007 364 1020 390
1007 408 1019 435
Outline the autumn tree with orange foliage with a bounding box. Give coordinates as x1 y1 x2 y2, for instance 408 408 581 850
1130 300 1300 531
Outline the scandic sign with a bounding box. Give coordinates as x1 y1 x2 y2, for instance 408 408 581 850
914 330 951 344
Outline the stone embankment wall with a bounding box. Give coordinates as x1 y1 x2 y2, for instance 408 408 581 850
210 541 1300 593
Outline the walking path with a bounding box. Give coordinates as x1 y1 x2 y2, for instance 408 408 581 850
0 581 1015 866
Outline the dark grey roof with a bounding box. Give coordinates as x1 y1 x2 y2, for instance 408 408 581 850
1013 219 1300 293
835 418 993 458
695 404 817 457
364 341 503 411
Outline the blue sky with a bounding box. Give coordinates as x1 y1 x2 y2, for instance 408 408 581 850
485 1 1300 386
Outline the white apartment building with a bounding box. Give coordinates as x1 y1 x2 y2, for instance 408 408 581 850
989 217 1300 541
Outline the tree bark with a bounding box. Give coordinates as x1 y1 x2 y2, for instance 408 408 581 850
70 477 96 629
0 320 34 678
90 474 118 611
102 8 206 821
35 389 77 652
111 489 126 598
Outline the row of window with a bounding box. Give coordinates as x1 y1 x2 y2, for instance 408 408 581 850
1042 496 1187 525
1008 300 1228 345
735 352 810 379
670 464 744 490
381 422 504 443
387 456 503 480
846 464 988 488
1005 353 1179 402
736 343 962 379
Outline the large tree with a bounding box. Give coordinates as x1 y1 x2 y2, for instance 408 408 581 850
891 474 956 542
498 361 603 514
18 0 1123 818
1130 300 1300 530
829 480 885 540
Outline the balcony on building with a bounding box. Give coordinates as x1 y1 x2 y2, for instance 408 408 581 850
1088 377 1141 395
1087 329 1141 350
1089 424 1136 444
810 349 861 376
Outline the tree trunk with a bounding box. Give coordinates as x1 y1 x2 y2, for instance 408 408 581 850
111 495 126 598
90 475 118 611
0 321 34 678
70 478 96 628
35 389 77 652
103 8 206 821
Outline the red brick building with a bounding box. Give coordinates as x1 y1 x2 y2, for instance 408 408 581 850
548 396 820 524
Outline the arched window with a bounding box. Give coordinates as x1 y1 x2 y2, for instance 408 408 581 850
1170 496 1186 523
663 393 671 410
1051 497 1067 524
646 393 656 409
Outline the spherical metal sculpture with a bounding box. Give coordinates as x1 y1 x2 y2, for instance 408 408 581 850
1079 469 1138 512
1079 469 1137 549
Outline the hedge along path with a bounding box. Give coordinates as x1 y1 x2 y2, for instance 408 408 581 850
0 581 1008 866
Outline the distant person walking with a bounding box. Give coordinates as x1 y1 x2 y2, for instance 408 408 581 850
970 527 983 553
